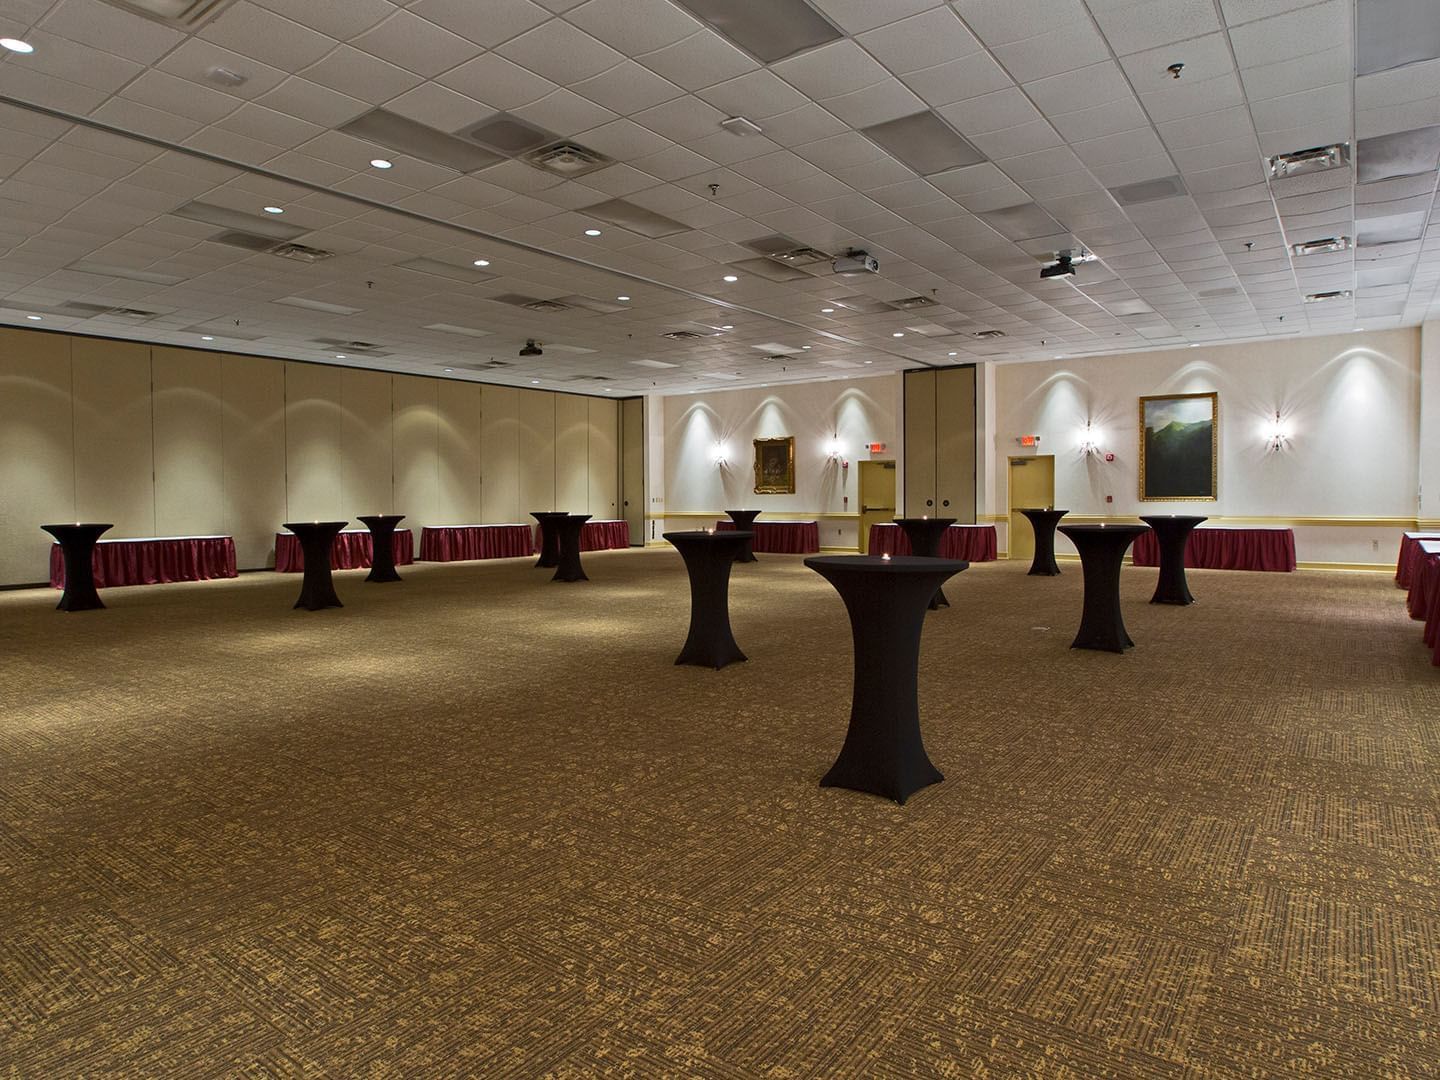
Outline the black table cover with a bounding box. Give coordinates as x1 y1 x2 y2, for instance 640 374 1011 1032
1056 524 1149 652
532 511 568 569
805 555 968 804
1019 508 1068 575
41 523 112 611
1140 515 1207 605
553 514 592 582
358 514 405 583
664 530 753 669
283 521 347 610
725 509 761 562
895 517 957 610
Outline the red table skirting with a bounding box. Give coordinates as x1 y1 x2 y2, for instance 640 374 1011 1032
1396 534 1440 589
419 524 534 562
716 519 821 554
50 535 237 589
579 519 631 551
1131 527 1296 572
1412 550 1440 666
867 523 998 561
274 529 414 573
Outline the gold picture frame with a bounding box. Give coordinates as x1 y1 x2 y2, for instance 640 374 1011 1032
753 436 795 494
1138 391 1218 501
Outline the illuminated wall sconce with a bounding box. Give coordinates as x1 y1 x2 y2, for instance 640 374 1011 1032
1079 421 1103 458
1265 411 1290 452
826 436 849 469
713 442 729 466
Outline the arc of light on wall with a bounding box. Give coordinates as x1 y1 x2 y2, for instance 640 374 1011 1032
0 93 939 371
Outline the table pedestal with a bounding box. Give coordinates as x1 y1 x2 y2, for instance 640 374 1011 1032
1057 524 1149 652
553 514 591 582
284 522 347 610
665 531 752 669
725 510 761 563
895 517 956 609
358 514 404 583
532 512 567 569
1019 508 1067 576
1141 515 1206 605
41 524 112 611
805 555 968 804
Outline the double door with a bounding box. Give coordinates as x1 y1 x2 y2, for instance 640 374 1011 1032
903 367 976 521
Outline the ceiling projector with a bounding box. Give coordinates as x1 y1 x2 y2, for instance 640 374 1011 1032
1040 254 1077 279
832 250 879 276
519 339 542 356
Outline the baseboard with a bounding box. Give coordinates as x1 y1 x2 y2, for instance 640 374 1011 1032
1295 561 1392 572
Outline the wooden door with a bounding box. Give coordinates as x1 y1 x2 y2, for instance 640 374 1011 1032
1008 455 1054 561
858 460 896 553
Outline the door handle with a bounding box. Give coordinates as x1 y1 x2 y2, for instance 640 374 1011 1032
942 500 950 507
926 499 933 507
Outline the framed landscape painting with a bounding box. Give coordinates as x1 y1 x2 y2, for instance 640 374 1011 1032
1139 392 1217 501
753 436 795 494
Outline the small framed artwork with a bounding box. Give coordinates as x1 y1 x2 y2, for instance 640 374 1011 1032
1138 392 1218 501
753 436 795 494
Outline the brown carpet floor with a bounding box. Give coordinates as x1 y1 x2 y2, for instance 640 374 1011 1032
1 551 1437 1078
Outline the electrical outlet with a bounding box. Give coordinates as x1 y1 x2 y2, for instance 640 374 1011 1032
1371 539 1379 551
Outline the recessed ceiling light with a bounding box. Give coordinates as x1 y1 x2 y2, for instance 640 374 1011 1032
863 360 872 365
1355 327 1366 332
370 159 393 169
584 228 602 236
531 379 540 384
26 314 42 321
723 274 739 282
720 324 734 330
947 351 957 356
1189 343 1199 347
201 335 214 340
821 307 835 313
801 345 811 349
443 367 453 372
472 259 490 267
335 354 346 359
892 332 905 338
263 206 284 214
0 38 34 54
617 295 630 301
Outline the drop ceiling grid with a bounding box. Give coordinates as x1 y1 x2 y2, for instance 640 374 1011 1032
0 0 1429 391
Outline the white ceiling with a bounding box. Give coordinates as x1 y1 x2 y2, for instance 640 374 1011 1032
0 0 1435 394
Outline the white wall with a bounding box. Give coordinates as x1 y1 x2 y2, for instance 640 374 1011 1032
990 329 1422 566
661 375 899 550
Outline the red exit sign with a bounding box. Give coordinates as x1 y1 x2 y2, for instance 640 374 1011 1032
1018 434 1041 447
868 442 887 452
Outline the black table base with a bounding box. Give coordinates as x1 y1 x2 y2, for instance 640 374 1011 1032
532 512 567 569
284 521 347 610
358 514 404 583
805 555 968 804
665 531 752 669
725 510 761 563
1142 515 1207 605
1019 508 1067 576
42 523 112 612
553 514 591 582
1057 524 1149 652
895 517 956 610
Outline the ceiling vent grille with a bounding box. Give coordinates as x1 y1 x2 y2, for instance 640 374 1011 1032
524 299 570 313
210 230 285 253
272 243 333 263
523 140 613 178
972 329 1007 339
888 295 938 311
453 360 511 371
1291 236 1351 256
99 0 238 30
1268 143 1350 179
54 301 162 320
1304 290 1352 303
769 246 830 267
489 293 569 312
662 330 707 340
313 339 385 352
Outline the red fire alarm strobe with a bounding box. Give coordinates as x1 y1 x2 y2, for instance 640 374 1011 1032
868 442 886 452
1017 435 1041 447
1104 452 1115 462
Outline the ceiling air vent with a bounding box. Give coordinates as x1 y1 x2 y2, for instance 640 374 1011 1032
1267 143 1350 179
523 140 613 178
972 330 1006 339
272 243 333 263
99 0 238 30
888 296 938 311
1291 236 1351 256
1304 290 1352 303
1109 175 1188 206
54 301 161 320
211 230 287 253
489 293 569 312
770 246 830 267
464 113 555 156
662 330 707 341
524 299 569 313
313 339 386 353
453 360 511 371
728 257 812 282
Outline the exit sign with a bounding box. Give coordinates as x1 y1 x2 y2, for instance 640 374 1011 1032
1018 434 1041 447
868 442 886 452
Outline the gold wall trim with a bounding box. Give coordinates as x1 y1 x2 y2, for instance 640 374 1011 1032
999 513 1422 529
645 511 860 522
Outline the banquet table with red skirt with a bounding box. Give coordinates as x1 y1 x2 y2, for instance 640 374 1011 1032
716 519 820 554
1396 532 1440 589
580 519 631 551
50 533 237 590
418 524 534 562
867 522 998 562
1414 541 1440 666
1130 526 1296 572
274 528 414 572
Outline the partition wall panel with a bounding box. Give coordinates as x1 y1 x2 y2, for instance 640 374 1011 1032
555 393 589 512
72 337 155 538
340 367 394 519
480 384 521 524
620 396 643 544
283 361 344 524
152 347 225 539
220 353 286 570
392 374 440 530
437 380 484 524
936 367 977 522
518 388 556 513
903 371 937 517
588 396 619 521
0 328 75 583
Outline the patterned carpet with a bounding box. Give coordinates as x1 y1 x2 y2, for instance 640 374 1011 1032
1 551 1437 1078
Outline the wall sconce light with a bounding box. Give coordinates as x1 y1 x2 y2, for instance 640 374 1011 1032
1265 411 1290 452
713 442 729 466
1079 421 1103 458
826 436 849 469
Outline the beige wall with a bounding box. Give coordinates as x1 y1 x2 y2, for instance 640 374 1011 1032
0 328 626 585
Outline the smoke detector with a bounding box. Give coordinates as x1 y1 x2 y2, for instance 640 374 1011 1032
519 339 543 357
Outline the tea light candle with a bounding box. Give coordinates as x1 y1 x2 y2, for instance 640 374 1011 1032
881 553 891 561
